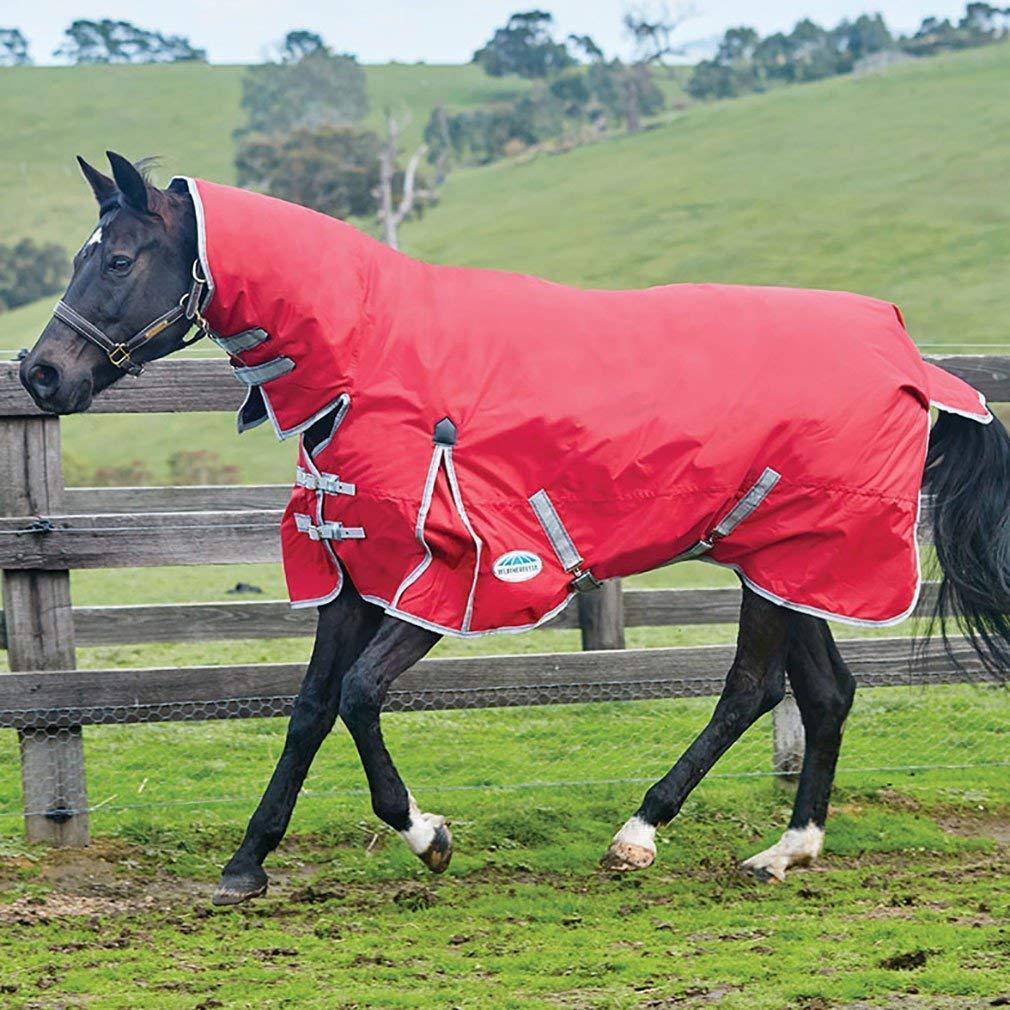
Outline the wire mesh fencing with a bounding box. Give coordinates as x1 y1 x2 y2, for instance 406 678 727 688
1 678 1006 836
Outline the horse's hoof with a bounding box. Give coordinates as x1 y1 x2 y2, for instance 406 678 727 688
740 858 786 884
740 824 823 884
417 817 453 874
600 841 655 872
212 868 268 906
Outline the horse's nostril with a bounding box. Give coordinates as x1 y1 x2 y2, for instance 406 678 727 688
29 362 60 396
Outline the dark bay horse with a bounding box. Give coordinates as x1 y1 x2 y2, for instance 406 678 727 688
20 153 1010 905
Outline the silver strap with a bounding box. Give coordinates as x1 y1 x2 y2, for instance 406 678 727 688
667 467 782 564
294 513 365 541
529 489 583 571
711 467 781 539
295 466 355 496
529 488 601 592
212 327 270 355
232 356 294 386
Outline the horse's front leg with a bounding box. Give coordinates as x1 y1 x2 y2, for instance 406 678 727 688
214 584 383 906
337 617 448 870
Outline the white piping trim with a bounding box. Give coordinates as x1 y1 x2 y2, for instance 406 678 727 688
289 572 343 610
930 397 993 425
390 445 444 609
236 385 269 433
443 446 484 634
310 394 352 458
361 591 577 639
263 391 351 442
169 177 215 311
171 176 352 444
709 408 931 628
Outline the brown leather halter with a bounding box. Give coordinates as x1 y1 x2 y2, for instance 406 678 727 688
50 260 211 376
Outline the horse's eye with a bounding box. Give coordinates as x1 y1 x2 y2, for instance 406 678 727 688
108 254 133 274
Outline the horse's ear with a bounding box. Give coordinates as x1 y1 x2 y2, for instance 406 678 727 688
106 150 149 213
77 156 116 209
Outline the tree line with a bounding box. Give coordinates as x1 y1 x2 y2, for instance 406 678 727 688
688 3 1010 100
0 20 205 65
2 3 1009 263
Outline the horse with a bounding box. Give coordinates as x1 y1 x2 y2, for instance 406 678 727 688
19 152 1010 906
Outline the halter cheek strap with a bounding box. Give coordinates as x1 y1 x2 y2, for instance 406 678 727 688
50 260 211 376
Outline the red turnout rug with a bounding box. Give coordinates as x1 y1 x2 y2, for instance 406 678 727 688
171 177 991 636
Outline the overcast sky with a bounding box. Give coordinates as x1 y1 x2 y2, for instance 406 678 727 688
10 1 970 64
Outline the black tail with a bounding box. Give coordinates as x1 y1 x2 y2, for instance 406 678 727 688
924 411 1010 679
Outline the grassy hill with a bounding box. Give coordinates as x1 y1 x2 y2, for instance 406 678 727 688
403 43 1010 352
0 61 525 248
1 45 1008 489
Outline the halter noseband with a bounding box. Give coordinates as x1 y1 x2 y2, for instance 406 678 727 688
50 260 211 376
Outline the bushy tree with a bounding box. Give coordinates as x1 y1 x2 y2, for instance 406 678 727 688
902 3 1010 54
236 126 383 219
239 48 367 137
0 27 31 66
54 19 205 64
278 30 327 63
689 12 898 100
833 14 893 60
0 239 69 312
473 11 575 78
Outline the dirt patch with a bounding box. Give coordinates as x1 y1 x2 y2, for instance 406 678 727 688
879 948 934 970
0 839 218 922
834 999 1004 1009
937 811 1010 846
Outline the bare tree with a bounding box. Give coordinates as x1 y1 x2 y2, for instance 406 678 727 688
624 2 694 64
620 2 695 132
376 111 428 251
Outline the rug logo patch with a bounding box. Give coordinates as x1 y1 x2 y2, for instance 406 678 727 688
493 550 543 582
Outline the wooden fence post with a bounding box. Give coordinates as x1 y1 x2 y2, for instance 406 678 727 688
771 694 804 781
0 415 88 846
578 578 626 651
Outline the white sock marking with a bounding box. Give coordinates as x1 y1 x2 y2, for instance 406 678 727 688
398 793 438 855
613 815 657 853
742 822 824 881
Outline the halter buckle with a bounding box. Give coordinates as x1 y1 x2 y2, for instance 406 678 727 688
108 344 135 370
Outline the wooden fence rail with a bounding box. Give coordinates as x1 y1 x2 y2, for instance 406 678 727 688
0 354 1005 846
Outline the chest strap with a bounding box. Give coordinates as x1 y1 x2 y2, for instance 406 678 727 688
294 513 365 542
295 466 356 496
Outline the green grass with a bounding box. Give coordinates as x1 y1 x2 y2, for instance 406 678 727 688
4 46 1010 487
404 43 1010 354
0 61 524 249
0 706 1007 1009
3 47 1010 1009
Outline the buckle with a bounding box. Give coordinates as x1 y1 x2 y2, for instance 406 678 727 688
108 344 134 369
295 467 355 496
570 566 603 593
293 512 365 541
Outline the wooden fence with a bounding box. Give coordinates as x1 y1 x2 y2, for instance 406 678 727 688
0 354 1007 848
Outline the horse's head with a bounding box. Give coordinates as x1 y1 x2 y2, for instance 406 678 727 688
20 152 199 414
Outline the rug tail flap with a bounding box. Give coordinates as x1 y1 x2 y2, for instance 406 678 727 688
924 362 992 423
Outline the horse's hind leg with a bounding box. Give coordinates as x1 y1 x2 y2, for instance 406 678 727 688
741 615 855 883
602 586 792 871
